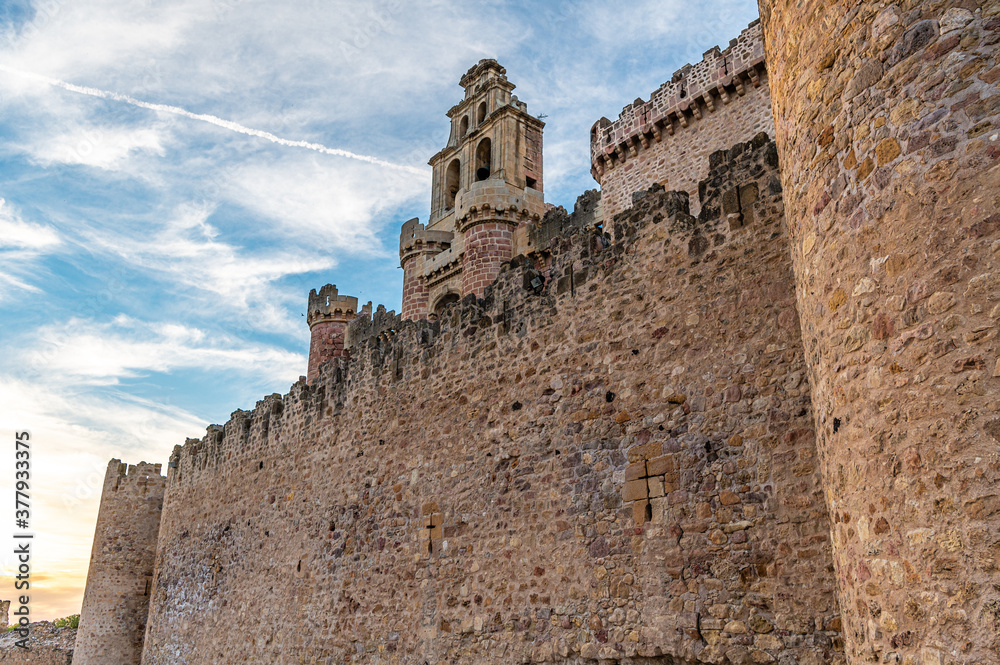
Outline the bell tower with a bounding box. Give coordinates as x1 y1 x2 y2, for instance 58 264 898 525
400 59 545 319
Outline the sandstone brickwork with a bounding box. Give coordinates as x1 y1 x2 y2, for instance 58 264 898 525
140 137 845 665
0 622 76 664
591 22 774 223
73 461 164 665
759 0 1000 662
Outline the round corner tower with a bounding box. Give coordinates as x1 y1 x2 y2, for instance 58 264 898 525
759 1 1000 661
73 460 165 665
399 59 546 319
399 217 453 320
306 284 361 382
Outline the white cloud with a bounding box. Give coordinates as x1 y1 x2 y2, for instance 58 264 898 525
0 198 61 299
228 155 426 246
0 197 60 249
78 202 333 333
21 315 305 387
28 124 166 171
1 0 204 83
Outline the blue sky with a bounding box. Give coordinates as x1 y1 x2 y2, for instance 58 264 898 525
0 0 760 618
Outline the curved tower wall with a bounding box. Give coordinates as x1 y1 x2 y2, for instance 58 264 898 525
73 461 164 665
759 1 1000 661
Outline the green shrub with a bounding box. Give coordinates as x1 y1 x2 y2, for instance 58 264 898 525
52 614 80 629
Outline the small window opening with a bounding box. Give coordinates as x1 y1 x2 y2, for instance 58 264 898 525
459 115 469 138
297 560 302 573
644 502 652 523
477 101 487 124
259 461 264 470
833 417 842 433
526 176 537 190
434 293 460 316
444 159 461 209
475 138 492 181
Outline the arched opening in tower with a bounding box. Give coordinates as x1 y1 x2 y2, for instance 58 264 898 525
459 115 469 138
445 159 461 209
475 138 492 181
477 101 487 124
433 293 460 317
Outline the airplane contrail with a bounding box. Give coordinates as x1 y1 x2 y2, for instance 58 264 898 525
0 64 428 176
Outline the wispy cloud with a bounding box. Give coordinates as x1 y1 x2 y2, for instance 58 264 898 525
0 198 60 249
21 315 305 387
0 198 61 298
0 64 429 175
28 124 167 171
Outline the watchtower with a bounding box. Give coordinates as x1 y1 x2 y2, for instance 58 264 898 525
400 59 546 319
73 460 165 665
306 284 368 383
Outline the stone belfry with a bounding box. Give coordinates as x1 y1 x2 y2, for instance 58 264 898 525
400 59 545 320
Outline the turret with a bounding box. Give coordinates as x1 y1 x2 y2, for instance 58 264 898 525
399 218 453 320
73 460 165 665
306 284 366 382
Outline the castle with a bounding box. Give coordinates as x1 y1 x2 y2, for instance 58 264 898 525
52 3 1000 665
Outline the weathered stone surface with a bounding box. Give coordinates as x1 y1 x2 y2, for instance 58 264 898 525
73 461 163 665
591 22 774 222
760 0 1000 660
138 138 842 665
0 622 75 664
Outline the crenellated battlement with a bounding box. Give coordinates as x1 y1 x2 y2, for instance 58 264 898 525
106 460 164 492
589 20 772 222
399 217 454 263
306 285 369 383
306 284 363 328
590 20 765 175
75 8 1000 662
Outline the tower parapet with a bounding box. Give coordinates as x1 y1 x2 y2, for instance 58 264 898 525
73 460 165 665
399 218 454 320
306 284 367 382
590 20 772 222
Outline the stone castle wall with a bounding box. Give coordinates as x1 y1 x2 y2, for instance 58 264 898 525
591 21 774 222
73 461 164 665
0 623 76 664
760 1 1000 662
140 137 845 665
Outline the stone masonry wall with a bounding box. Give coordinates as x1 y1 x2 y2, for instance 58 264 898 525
74 461 164 665
141 137 844 665
592 22 774 222
0 622 75 664
759 1 1000 662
